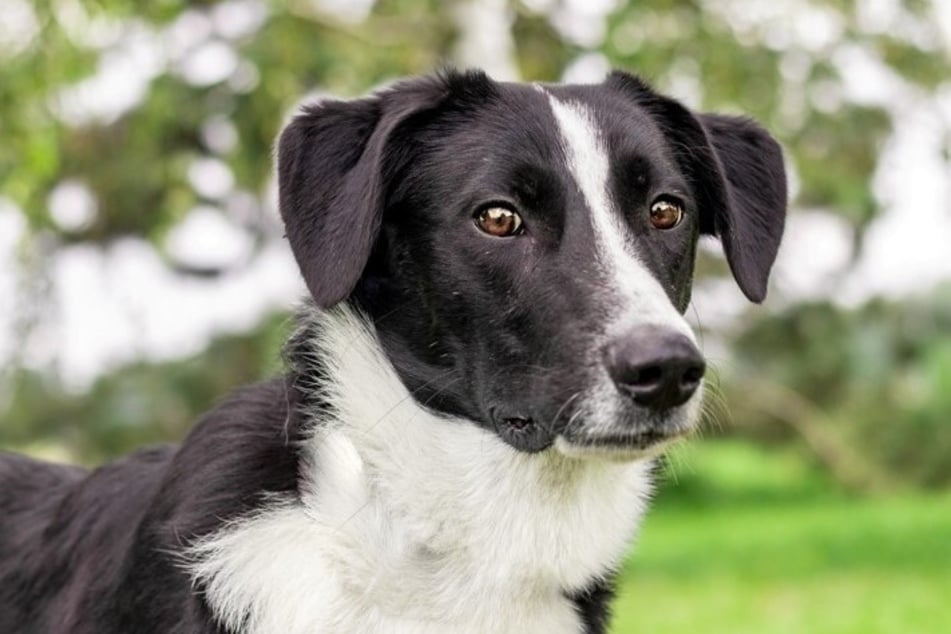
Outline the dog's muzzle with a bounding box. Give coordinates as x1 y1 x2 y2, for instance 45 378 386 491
556 324 705 458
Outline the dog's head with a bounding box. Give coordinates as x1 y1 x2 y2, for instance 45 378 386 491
278 70 786 459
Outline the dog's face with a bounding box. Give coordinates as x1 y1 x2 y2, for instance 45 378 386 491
278 70 786 459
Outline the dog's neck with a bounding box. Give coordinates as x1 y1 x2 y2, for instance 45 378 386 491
190 304 654 633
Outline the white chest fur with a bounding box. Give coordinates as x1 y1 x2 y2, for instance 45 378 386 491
186 307 654 633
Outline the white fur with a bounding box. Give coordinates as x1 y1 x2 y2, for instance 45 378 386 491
187 305 654 633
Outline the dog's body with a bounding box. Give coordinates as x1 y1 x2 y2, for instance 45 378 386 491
0 70 786 633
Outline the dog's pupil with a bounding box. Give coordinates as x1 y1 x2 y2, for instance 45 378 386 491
650 200 682 229
479 207 520 236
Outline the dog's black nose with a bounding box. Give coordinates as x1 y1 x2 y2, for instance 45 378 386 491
604 326 705 411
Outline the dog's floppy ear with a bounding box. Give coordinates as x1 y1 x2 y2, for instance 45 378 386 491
277 95 393 307
278 72 491 307
694 113 787 302
606 71 787 303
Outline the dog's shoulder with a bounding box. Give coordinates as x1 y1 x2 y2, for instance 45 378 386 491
105 378 309 632
147 377 306 534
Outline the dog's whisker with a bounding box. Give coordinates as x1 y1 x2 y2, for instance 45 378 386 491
546 391 584 435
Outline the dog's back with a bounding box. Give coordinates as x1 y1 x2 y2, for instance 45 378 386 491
0 452 86 519
0 447 175 633
0 452 89 605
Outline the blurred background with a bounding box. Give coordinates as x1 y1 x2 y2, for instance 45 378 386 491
1 0 949 632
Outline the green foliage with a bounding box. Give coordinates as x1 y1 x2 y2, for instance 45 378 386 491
724 284 951 488
792 105 889 226
512 7 580 81
2 0 456 244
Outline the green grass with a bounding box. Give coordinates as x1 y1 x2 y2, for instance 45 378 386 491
610 441 951 633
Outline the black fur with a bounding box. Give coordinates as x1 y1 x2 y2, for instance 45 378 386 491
1 69 786 633
0 379 305 633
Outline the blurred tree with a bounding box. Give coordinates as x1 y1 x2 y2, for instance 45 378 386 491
5 0 944 248
1 0 949 487
723 284 951 490
0 312 289 463
1 0 457 247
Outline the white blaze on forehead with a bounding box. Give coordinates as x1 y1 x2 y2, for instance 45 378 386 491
545 96 613 240
545 93 693 339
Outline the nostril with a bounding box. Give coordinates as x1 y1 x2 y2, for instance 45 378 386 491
681 364 705 387
629 364 663 387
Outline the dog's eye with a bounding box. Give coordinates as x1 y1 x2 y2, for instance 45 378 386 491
475 206 523 237
649 198 684 230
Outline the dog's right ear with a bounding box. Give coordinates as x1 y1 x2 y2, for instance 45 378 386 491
278 71 494 308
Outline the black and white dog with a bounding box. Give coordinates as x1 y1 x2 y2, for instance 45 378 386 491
0 69 786 633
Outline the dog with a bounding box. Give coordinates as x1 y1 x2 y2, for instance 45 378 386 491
0 69 786 633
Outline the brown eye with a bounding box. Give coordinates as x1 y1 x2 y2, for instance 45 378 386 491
649 198 684 230
476 206 523 237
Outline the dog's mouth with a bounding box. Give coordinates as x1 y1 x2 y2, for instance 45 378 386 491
554 426 690 461
489 405 695 458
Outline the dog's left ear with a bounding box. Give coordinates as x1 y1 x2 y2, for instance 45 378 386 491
606 72 787 302
694 113 787 303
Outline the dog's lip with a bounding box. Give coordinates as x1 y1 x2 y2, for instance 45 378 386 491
555 426 690 460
